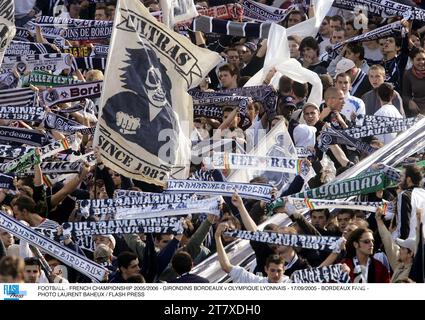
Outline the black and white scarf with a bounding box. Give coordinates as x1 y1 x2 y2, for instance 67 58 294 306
27 25 112 41
333 0 425 22
193 95 249 114
191 16 272 38
0 126 48 146
343 116 418 139
40 81 103 107
43 112 95 135
193 105 223 120
63 217 183 237
6 41 59 56
0 173 15 190
331 21 402 53
73 57 107 72
0 105 45 122
32 16 113 27
1 53 73 75
319 127 377 155
79 192 195 217
0 211 106 282
166 179 273 201
224 229 342 252
115 197 222 220
0 87 41 121
12 28 33 42
290 264 350 283
19 151 96 175
190 86 278 120
34 227 95 252
242 0 289 22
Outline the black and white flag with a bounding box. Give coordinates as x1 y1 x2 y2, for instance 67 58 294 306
0 0 15 65
40 81 102 107
242 0 288 22
0 53 73 75
0 126 48 146
6 40 59 56
94 0 222 186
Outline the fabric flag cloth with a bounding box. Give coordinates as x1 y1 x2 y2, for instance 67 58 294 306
94 0 222 186
63 217 183 237
159 0 198 28
223 229 342 252
227 119 300 195
0 0 15 65
294 171 391 200
0 211 106 282
166 179 273 201
290 264 350 283
244 23 323 107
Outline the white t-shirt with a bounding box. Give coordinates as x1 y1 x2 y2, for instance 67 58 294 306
374 104 403 144
341 93 366 121
229 266 291 283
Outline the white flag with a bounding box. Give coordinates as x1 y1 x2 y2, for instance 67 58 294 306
94 0 222 186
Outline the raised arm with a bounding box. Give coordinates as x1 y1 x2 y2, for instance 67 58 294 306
214 222 233 273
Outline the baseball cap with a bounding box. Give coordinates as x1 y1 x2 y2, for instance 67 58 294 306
302 102 320 111
395 238 416 252
335 58 355 78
